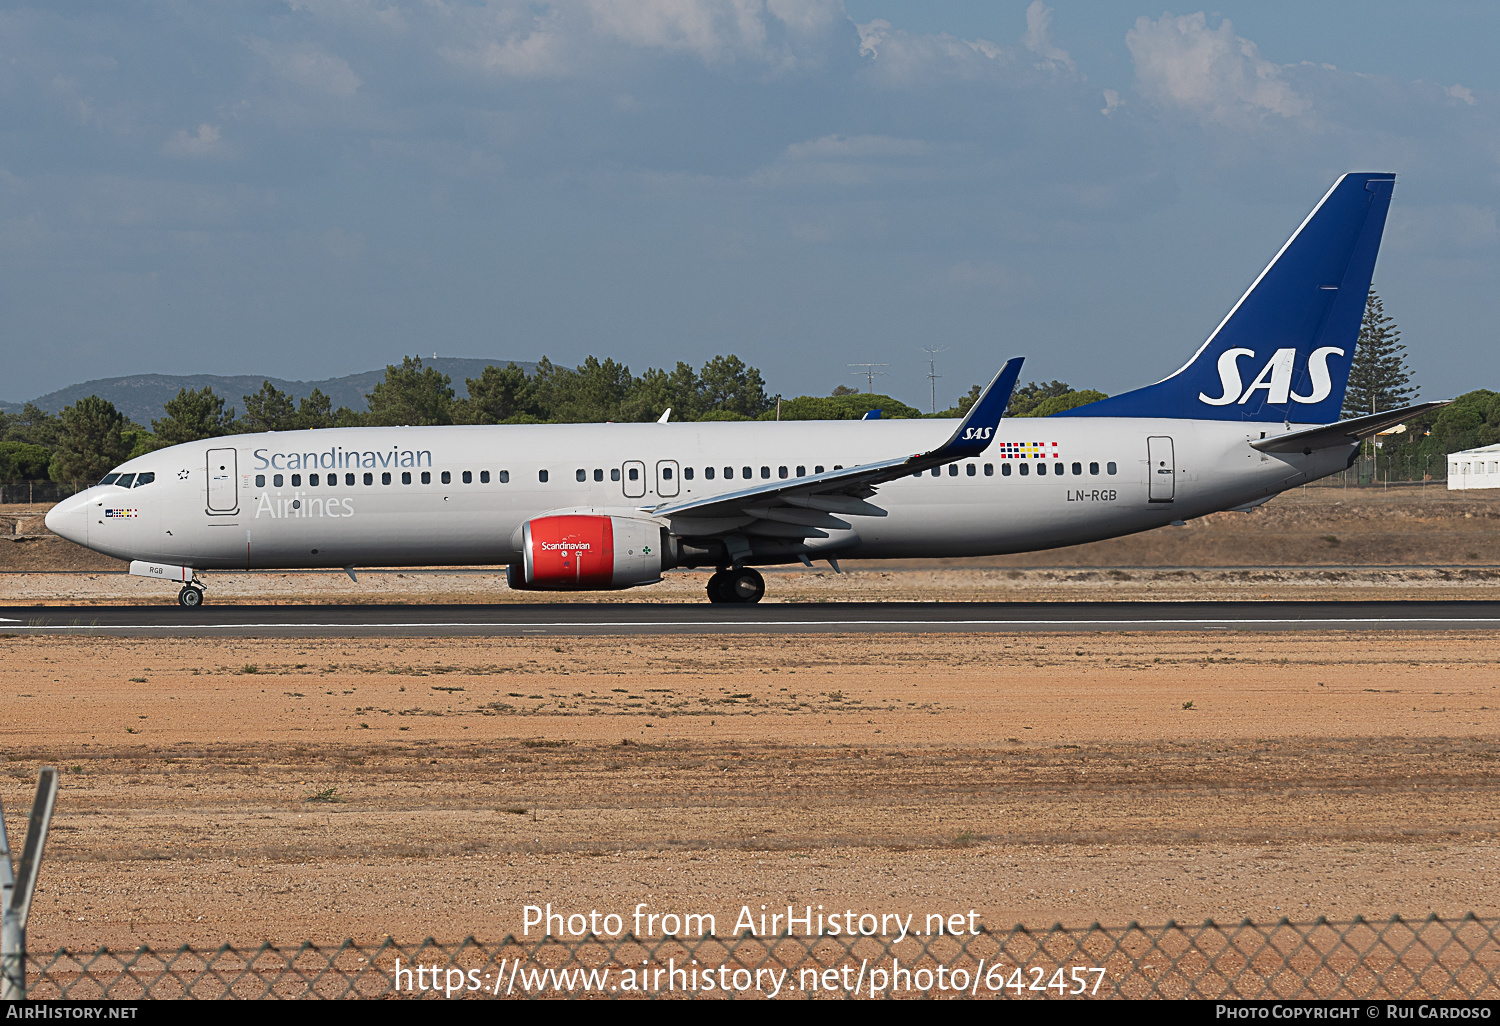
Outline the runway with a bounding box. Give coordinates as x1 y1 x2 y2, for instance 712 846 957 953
4 600 1500 637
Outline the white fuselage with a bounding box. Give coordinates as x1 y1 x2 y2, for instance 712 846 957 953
46 417 1351 572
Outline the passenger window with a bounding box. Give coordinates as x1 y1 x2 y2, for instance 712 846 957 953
628 468 639 481
576 469 586 482
815 465 824 474
422 471 431 484
100 474 120 486
777 466 787 479
135 472 155 486
1040 463 1050 476
481 471 490 483
1107 462 1117 475
834 465 843 470
742 467 752 479
539 470 549 483
346 473 356 486
1019 463 1029 477
705 467 715 480
1071 462 1081 475
664 468 674 480
309 474 319 486
1001 464 1011 477
382 472 392 485
610 469 620 482
760 466 770 479
948 464 958 477
363 473 373 485
1090 462 1099 476
255 475 265 487
930 467 940 478
593 469 603 482
500 471 510 483
796 466 805 477
684 468 694 481
290 474 300 487
463 471 473 484
272 474 283 487
984 464 993 476
966 464 976 477
402 472 411 485
441 471 451 484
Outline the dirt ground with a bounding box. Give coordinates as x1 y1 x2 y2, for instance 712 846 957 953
4 630 1499 952
4 487 1499 604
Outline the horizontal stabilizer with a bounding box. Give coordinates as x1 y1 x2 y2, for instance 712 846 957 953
1251 401 1450 454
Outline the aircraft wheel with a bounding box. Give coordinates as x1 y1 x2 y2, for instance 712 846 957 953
706 570 732 604
722 567 765 604
178 585 205 609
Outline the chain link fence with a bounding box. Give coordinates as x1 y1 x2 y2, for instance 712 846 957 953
19 914 1500 999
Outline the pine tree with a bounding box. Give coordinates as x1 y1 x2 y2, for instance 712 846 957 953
1344 289 1416 418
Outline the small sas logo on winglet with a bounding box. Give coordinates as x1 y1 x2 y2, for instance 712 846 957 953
104 509 139 518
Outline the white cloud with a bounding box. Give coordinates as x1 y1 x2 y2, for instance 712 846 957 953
247 39 362 98
440 0 846 78
1023 1 1074 72
163 123 230 159
1126 12 1306 123
1100 88 1123 116
1447 84 1476 106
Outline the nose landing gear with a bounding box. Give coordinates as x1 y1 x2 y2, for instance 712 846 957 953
706 567 765 604
177 584 205 609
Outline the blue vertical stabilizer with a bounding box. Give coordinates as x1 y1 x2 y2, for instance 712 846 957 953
1057 173 1395 423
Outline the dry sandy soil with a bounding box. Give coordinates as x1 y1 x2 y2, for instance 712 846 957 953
3 487 1499 604
4 630 1499 954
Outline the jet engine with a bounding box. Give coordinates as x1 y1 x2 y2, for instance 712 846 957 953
508 514 669 591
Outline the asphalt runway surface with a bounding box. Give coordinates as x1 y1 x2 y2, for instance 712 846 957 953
4 600 1500 637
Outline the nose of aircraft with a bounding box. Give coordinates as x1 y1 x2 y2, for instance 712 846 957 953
45 491 92 546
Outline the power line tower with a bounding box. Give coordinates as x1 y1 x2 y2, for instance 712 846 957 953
918 346 949 414
847 363 889 394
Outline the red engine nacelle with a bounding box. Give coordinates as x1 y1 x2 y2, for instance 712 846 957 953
510 514 668 591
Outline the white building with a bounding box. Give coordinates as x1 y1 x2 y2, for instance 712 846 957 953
1448 443 1500 490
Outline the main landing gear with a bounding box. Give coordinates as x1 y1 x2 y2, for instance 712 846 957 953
177 584 205 609
706 567 765 605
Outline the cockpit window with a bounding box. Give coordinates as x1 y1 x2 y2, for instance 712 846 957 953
114 473 136 488
99 474 120 486
134 472 155 487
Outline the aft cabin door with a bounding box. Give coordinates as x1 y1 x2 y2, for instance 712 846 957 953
1147 436 1175 503
656 460 680 498
206 448 238 513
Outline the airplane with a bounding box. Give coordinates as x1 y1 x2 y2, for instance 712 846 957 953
46 172 1445 609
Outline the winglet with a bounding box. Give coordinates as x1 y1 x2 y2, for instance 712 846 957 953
919 356 1024 463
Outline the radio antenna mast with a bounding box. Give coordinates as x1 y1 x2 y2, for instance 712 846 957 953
918 346 949 414
847 363 889 394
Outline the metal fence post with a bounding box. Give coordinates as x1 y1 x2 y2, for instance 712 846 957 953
1 768 59 1001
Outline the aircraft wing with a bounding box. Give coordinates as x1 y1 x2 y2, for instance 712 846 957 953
1250 400 1449 455
649 357 1024 540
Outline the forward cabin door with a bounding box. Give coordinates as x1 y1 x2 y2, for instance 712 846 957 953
621 460 646 499
1147 436 1175 503
206 448 238 513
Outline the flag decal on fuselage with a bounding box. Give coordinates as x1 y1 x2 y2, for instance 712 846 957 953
997 441 1059 459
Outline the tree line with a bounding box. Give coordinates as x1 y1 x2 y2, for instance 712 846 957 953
1 352 1118 494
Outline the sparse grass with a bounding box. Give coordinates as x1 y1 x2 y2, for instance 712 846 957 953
1182 701 1195 711
304 787 346 803
242 665 259 674
129 677 147 683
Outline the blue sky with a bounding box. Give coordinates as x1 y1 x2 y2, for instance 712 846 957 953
3 1 1496 410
